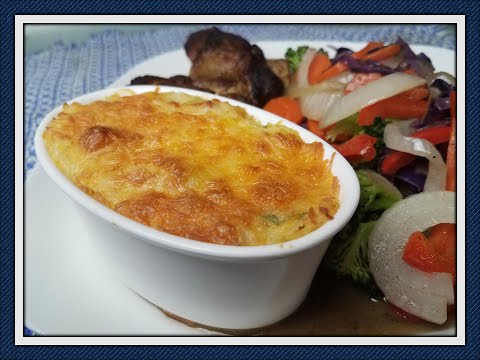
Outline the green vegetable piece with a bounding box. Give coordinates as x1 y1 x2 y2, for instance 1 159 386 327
325 221 377 290
263 214 281 225
324 168 402 292
325 113 363 142
356 169 402 212
362 116 390 140
285 46 309 72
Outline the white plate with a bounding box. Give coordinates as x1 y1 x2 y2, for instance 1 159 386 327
110 41 455 87
26 41 456 336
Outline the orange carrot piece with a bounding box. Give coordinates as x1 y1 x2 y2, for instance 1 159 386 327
351 42 384 59
381 152 416 175
429 224 456 284
403 231 438 272
446 91 456 191
310 42 384 84
358 99 428 126
410 125 452 143
358 86 429 125
263 97 303 124
401 86 430 101
308 53 332 84
365 44 401 62
333 134 377 164
310 62 348 83
403 225 456 284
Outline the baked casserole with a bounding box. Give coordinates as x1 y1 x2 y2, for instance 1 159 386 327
43 90 339 246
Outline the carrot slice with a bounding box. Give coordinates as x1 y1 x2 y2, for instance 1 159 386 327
351 42 384 59
357 86 429 126
263 97 303 124
410 125 452 143
446 91 456 191
333 134 377 164
381 152 416 175
403 224 456 284
364 44 401 62
358 98 428 126
311 42 384 84
358 86 429 126
429 223 456 282
310 62 348 83
308 53 332 84
403 231 438 272
401 86 430 101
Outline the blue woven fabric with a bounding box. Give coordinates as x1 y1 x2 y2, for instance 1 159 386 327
24 24 454 173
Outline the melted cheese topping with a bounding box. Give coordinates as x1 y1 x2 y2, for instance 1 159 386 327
43 91 339 246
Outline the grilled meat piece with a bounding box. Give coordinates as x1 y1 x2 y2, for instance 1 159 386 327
130 75 212 93
184 27 284 107
185 28 251 82
130 28 286 107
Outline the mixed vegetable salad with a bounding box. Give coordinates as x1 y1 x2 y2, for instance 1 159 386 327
263 38 456 325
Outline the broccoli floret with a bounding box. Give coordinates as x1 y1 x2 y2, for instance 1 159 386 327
326 221 377 290
285 46 309 72
356 169 402 212
362 116 389 139
324 169 401 293
285 47 329 72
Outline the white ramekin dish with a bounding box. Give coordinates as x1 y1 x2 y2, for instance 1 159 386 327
34 85 360 331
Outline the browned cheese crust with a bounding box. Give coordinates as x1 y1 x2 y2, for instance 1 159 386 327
43 91 339 246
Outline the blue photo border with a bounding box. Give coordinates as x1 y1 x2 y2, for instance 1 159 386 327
2 0 480 358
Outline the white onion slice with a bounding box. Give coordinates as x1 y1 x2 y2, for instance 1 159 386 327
427 71 457 87
295 48 317 88
287 80 344 98
379 53 403 69
299 90 343 121
384 120 446 191
328 70 355 84
322 73 426 128
369 191 455 324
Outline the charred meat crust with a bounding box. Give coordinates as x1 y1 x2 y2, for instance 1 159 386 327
185 28 284 107
131 28 285 107
248 45 285 107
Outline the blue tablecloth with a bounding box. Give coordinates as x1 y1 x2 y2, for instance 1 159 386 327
25 24 454 174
